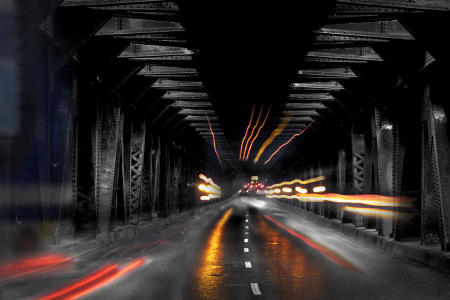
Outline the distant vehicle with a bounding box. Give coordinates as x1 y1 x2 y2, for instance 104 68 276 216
239 182 266 197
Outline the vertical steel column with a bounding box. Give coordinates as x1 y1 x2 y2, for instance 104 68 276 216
351 127 365 227
422 85 450 250
94 103 122 234
128 121 146 224
375 110 394 237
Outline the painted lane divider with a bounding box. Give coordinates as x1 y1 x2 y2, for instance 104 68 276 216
244 239 248 243
250 283 262 295
245 226 249 229
244 248 249 253
245 261 252 268
245 219 248 222
244 232 249 235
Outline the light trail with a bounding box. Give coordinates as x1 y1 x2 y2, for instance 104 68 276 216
38 258 146 300
245 105 271 160
253 114 292 163
264 215 360 272
198 174 220 189
243 105 263 161
344 206 413 219
267 193 414 207
0 253 71 280
264 120 316 165
267 176 325 189
239 105 255 160
207 116 222 164
198 173 222 201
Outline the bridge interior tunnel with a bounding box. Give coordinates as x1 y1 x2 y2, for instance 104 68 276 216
2 0 450 298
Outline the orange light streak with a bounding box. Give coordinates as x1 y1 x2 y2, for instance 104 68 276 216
264 120 316 165
267 193 413 208
38 258 145 300
253 113 292 163
245 105 271 160
264 215 359 272
243 105 263 161
267 176 325 189
344 206 412 220
207 116 222 164
198 174 220 189
239 105 255 160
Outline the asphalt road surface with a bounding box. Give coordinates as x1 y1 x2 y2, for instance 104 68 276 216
2 197 450 299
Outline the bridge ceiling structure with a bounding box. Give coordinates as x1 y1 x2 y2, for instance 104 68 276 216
47 0 450 176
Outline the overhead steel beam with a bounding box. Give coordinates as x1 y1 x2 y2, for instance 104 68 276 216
305 51 383 63
315 28 414 42
178 109 215 115
139 66 198 78
291 81 345 91
161 91 209 100
152 79 204 90
171 101 212 108
298 68 357 80
61 0 179 8
185 115 218 121
285 102 327 109
97 27 185 37
288 93 336 101
335 0 450 12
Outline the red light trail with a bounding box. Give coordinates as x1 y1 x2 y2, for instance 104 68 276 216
0 253 71 280
207 115 222 164
264 120 316 165
38 258 146 300
243 105 263 161
264 215 360 272
239 105 255 160
245 105 271 160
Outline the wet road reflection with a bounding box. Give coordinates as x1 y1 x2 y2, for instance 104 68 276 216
193 208 233 299
258 215 325 299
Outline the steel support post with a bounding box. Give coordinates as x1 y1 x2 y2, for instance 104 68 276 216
351 126 365 227
128 121 146 224
422 84 450 250
94 102 123 234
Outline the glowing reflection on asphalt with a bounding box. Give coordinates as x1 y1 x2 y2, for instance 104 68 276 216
258 215 325 298
194 208 233 299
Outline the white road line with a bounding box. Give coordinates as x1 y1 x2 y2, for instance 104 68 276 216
244 238 248 243
244 248 249 252
244 232 249 235
250 283 262 295
245 261 252 268
245 225 249 229
245 219 248 222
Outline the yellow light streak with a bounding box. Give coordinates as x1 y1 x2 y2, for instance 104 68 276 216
264 120 316 165
313 186 326 193
243 105 263 160
267 176 325 189
282 187 292 193
253 113 292 163
245 105 271 160
344 206 412 220
274 189 281 194
199 174 221 189
239 105 255 160
267 193 413 208
295 186 308 194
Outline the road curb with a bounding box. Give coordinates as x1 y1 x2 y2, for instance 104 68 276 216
54 197 235 256
278 200 450 273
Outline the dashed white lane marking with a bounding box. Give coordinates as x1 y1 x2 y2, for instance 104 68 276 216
245 219 248 222
244 248 249 252
245 261 252 268
245 225 249 229
250 283 262 295
244 238 248 243
244 232 249 235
